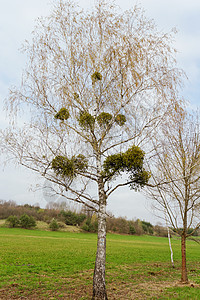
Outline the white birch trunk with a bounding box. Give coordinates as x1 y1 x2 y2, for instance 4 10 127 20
92 200 107 299
92 153 108 300
167 227 175 268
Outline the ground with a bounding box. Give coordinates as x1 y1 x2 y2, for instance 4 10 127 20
0 227 199 299
0 264 199 299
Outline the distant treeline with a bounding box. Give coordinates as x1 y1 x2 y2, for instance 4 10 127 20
0 200 198 236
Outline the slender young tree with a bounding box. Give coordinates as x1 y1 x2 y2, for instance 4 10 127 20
2 0 183 298
146 107 200 283
165 212 175 268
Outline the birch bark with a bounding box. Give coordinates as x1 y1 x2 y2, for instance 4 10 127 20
92 153 108 300
167 227 174 268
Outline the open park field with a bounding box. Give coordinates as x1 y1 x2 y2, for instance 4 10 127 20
0 228 199 299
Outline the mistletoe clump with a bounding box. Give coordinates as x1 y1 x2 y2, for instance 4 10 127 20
51 154 88 178
102 145 150 189
129 169 150 190
74 92 79 100
78 111 95 130
97 112 112 127
122 146 144 171
115 114 126 126
54 108 70 121
73 154 88 172
91 71 102 83
102 153 123 178
51 156 74 178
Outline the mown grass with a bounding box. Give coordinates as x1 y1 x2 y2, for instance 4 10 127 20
0 228 199 299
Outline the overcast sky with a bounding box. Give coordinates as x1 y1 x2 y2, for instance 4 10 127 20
0 0 200 224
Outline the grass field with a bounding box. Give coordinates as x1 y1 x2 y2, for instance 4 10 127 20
0 228 199 299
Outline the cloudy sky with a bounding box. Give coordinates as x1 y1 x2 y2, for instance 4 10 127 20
0 0 200 224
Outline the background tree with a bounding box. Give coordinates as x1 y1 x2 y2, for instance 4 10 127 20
49 218 59 231
146 106 200 283
6 215 19 228
1 0 183 298
19 214 36 229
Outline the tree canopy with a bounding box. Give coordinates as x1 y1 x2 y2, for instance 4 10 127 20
3 0 182 209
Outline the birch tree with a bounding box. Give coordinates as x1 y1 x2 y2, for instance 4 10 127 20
2 0 183 298
147 107 200 283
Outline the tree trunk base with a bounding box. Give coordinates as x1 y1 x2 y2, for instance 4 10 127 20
92 291 108 300
180 279 189 284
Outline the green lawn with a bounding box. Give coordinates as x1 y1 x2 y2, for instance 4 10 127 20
0 228 199 299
